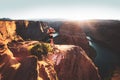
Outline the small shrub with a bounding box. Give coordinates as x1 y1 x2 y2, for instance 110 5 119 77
29 43 53 60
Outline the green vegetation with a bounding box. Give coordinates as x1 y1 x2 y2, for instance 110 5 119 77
28 43 53 60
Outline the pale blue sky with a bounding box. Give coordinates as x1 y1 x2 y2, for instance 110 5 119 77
0 0 120 20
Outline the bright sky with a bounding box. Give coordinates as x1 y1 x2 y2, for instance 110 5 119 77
0 0 120 20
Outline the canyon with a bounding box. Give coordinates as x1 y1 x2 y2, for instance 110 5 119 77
0 20 101 80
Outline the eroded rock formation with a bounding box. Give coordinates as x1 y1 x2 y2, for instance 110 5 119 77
0 39 58 80
15 21 48 41
48 45 101 80
82 20 120 53
0 21 23 43
54 21 96 59
0 20 101 80
81 20 120 80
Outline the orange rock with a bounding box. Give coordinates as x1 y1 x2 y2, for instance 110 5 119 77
48 45 101 80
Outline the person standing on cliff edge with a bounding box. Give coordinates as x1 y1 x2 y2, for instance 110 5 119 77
47 27 56 46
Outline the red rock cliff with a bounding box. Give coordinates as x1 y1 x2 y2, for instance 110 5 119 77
0 21 23 43
0 38 58 80
0 20 101 80
81 20 120 53
5 20 96 60
0 39 101 80
48 45 101 80
54 21 96 59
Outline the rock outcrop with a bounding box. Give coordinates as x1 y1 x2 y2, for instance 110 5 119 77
0 40 101 80
48 45 101 80
0 39 58 80
55 22 88 49
0 21 23 43
81 20 120 80
15 21 48 41
0 41 100 80
81 20 120 53
0 20 101 80
0 21 57 80
54 21 96 59
0 20 95 60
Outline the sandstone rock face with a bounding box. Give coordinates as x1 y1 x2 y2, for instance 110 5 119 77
0 39 101 80
0 20 101 80
1 41 101 80
0 21 58 80
15 21 48 41
48 45 101 80
54 22 96 59
0 41 58 80
0 20 95 59
0 20 95 60
82 20 120 53
81 20 120 79
56 22 88 47
0 21 23 43
0 40 19 80
0 21 16 40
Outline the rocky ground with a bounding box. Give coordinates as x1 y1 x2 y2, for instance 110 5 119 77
0 40 101 80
